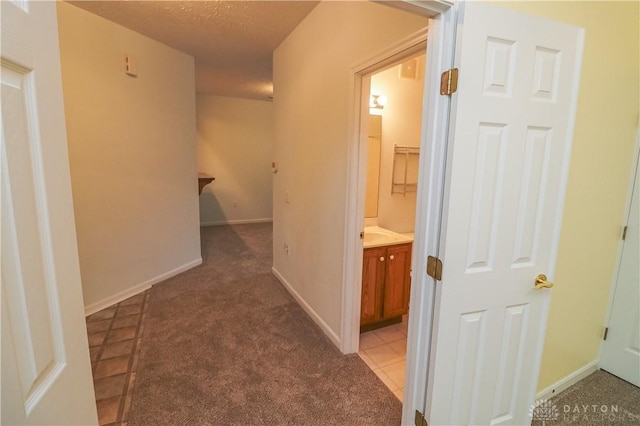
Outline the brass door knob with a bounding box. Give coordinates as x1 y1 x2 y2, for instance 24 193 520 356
534 274 554 290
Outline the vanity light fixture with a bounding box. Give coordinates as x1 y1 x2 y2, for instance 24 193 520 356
370 94 388 110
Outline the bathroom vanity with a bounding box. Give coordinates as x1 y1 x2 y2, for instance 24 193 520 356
360 227 412 332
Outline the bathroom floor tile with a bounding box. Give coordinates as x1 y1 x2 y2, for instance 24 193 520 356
373 326 406 343
359 331 385 350
380 360 406 389
392 322 408 336
364 343 402 368
389 338 407 357
358 352 378 370
372 368 398 392
359 323 408 400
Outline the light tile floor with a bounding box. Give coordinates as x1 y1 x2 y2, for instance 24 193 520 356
358 317 408 402
86 290 149 426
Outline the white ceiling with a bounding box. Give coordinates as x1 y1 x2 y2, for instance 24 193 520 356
69 1 319 101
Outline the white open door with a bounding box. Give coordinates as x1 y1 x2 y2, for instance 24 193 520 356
1 1 98 424
600 144 640 387
423 2 584 425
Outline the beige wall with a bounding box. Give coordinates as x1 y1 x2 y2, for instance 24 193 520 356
57 2 201 313
197 95 273 225
371 55 425 234
273 1 428 338
497 0 640 392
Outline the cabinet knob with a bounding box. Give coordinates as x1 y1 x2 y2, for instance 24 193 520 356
380 257 385 262
389 255 395 260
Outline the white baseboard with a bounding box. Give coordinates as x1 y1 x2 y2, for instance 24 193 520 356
536 360 600 401
200 218 272 227
84 257 202 316
271 266 341 349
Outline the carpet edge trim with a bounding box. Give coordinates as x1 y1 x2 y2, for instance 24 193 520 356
84 257 203 316
271 266 341 349
536 359 599 402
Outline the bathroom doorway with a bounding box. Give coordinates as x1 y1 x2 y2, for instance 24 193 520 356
355 47 428 402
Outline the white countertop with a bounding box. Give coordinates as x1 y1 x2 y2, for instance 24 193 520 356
363 226 414 249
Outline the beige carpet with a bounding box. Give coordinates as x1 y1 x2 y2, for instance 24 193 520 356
128 223 402 425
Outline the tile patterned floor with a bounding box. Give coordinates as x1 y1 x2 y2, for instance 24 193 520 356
86 291 149 426
358 317 408 402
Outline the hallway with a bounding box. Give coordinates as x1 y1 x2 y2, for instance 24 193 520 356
86 224 401 425
84 224 640 426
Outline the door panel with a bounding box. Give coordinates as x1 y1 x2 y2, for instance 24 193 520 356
360 247 385 325
1 1 98 424
383 243 411 318
2 60 64 414
425 3 584 425
600 149 640 386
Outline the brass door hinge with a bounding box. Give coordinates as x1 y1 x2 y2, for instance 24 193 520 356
415 410 429 426
622 226 628 240
603 327 609 341
427 256 443 281
440 68 459 95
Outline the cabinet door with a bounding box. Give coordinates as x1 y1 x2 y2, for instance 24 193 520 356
383 243 412 319
361 247 386 325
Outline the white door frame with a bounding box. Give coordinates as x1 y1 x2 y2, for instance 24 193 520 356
341 1 457 424
342 27 428 348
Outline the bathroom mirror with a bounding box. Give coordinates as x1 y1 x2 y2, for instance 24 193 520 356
365 115 382 218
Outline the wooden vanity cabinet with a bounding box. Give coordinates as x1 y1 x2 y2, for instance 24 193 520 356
360 242 412 331
361 247 386 325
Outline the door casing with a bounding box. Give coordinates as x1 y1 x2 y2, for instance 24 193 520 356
341 1 456 424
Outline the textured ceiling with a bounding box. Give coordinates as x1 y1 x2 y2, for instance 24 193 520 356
69 1 319 100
